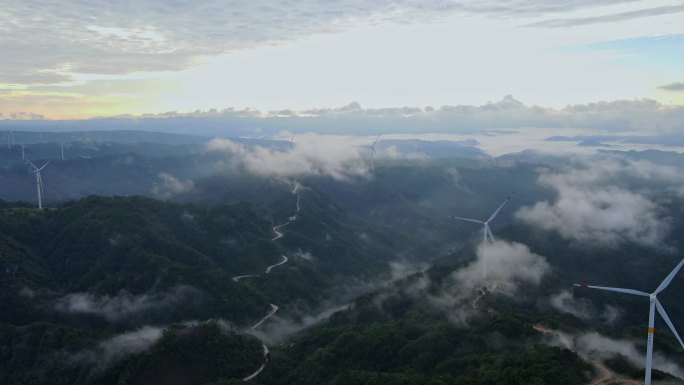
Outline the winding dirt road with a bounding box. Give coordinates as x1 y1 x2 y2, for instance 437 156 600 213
243 344 270 381
237 187 300 382
250 304 279 330
266 255 288 274
232 274 260 282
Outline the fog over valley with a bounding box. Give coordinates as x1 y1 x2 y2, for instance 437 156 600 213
2 0 684 384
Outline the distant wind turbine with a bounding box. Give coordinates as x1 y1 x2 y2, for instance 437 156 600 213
574 258 684 385
26 159 49 209
449 194 512 279
360 135 381 173
21 144 25 160
60 141 65 160
242 143 248 172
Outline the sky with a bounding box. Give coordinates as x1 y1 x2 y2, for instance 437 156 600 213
1 0 683 120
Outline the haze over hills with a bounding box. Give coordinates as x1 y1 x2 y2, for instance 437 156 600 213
1 125 684 384
3 0 684 383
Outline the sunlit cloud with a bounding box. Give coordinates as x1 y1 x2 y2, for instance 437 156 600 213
515 155 681 248
0 0 683 118
659 82 684 92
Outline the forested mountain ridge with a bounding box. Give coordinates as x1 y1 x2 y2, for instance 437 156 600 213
0 190 431 384
2 140 684 384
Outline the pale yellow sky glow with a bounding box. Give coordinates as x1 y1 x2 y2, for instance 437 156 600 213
1 0 683 120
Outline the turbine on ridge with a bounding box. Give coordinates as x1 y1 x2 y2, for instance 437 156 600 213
449 194 512 279
242 143 248 172
360 134 381 174
574 258 684 385
26 159 50 209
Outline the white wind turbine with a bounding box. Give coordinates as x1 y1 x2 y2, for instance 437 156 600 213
449 194 512 279
26 159 49 209
360 135 381 173
241 143 248 171
574 258 684 385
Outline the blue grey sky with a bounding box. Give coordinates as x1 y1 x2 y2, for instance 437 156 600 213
0 0 682 119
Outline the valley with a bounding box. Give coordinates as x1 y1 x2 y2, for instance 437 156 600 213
1 131 684 385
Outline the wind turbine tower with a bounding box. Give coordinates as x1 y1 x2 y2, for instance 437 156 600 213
60 141 65 160
449 194 512 279
26 159 50 209
575 258 684 385
242 143 248 172
361 135 381 173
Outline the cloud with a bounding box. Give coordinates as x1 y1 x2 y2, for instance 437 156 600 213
452 240 551 293
92 97 684 135
206 134 369 179
454 1 639 16
550 290 621 324
526 4 684 28
0 1 641 84
247 261 427 343
427 240 550 325
377 144 430 161
152 172 195 198
293 97 684 134
348 241 549 328
5 111 45 120
206 138 244 153
19 286 37 298
293 249 314 261
54 285 200 322
70 326 164 366
543 330 684 379
516 155 674 247
3 96 683 137
659 82 684 92
249 304 348 345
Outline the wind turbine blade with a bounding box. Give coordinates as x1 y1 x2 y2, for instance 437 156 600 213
37 161 50 171
486 224 496 242
573 284 649 297
373 134 381 147
25 159 38 170
654 258 684 295
486 195 512 223
449 216 485 224
656 299 684 351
